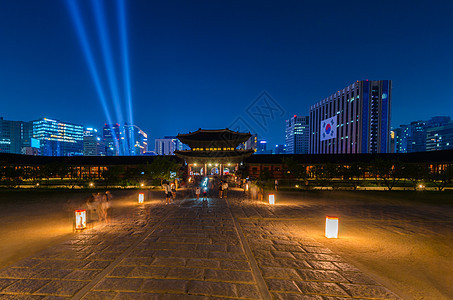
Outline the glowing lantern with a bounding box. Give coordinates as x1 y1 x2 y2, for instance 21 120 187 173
269 194 275 205
138 193 144 204
245 184 249 191
75 210 87 230
325 216 339 238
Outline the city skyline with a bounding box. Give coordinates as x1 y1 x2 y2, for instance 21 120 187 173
1 1 453 146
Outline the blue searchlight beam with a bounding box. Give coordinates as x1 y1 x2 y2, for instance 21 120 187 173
65 0 119 148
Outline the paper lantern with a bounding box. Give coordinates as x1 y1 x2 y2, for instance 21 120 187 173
269 194 275 205
325 216 339 238
75 210 87 230
138 193 144 204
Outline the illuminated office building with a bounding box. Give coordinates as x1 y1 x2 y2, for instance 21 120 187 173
395 116 451 153
426 122 453 151
83 128 106 156
104 123 148 156
124 124 148 155
310 80 392 154
0 117 33 154
33 118 84 156
155 136 183 155
285 115 309 154
103 124 121 156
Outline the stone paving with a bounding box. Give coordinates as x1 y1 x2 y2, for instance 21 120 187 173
0 190 401 299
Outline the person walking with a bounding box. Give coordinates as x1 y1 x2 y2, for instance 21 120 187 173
162 181 171 205
86 193 96 222
96 193 104 221
195 186 201 200
223 181 229 198
202 187 208 201
218 181 223 198
274 179 278 191
171 182 177 201
103 191 112 224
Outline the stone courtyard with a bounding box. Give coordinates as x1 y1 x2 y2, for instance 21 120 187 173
0 190 401 299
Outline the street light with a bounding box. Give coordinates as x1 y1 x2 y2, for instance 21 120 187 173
140 183 144 187
325 216 339 238
89 182 94 187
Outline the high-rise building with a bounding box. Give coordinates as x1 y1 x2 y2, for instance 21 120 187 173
154 136 183 155
33 118 84 156
426 122 453 151
275 144 287 154
124 124 148 155
103 124 121 156
83 128 106 156
309 80 392 154
286 115 309 154
103 123 148 156
0 117 33 154
394 125 410 153
406 121 427 153
257 140 267 153
395 116 451 153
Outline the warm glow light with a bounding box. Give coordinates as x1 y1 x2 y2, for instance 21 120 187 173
295 184 299 188
140 183 144 187
246 184 249 191
325 216 339 238
138 193 144 203
36 183 39 187
75 210 87 230
89 182 94 187
269 194 275 205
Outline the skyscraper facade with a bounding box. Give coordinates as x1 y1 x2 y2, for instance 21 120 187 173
309 80 392 154
33 118 84 156
103 124 121 156
0 117 33 154
83 128 106 156
426 122 453 151
395 116 451 153
275 144 287 154
124 124 148 155
285 115 309 154
154 136 183 155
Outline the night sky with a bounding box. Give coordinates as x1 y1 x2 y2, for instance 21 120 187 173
0 0 452 147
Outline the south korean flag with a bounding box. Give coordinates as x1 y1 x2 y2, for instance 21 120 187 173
320 116 337 141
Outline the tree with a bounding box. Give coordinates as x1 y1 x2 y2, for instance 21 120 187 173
146 157 180 185
313 163 339 188
339 162 365 190
369 159 403 191
53 163 70 182
102 166 124 187
283 157 307 181
401 163 430 191
39 164 55 186
1 166 23 187
427 164 453 191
